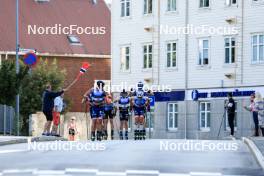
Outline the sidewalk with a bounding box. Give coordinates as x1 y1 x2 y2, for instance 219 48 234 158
252 137 264 156
243 137 264 170
0 136 67 146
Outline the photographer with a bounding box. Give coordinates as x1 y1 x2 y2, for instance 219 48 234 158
225 93 236 137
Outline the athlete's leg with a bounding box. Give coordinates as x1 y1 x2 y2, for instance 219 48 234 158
90 106 96 141
124 118 129 140
91 119 96 141
109 112 114 140
139 115 145 140
96 118 103 141
134 116 140 140
110 119 114 140
103 117 108 140
119 121 124 140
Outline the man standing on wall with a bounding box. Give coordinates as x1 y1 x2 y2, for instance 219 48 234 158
226 92 236 137
42 85 66 136
51 91 64 137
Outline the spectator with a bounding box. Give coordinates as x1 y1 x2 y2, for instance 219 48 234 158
244 93 259 136
68 116 78 141
42 84 65 136
50 91 64 137
254 92 264 136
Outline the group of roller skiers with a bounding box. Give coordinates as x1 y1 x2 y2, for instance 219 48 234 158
82 80 152 141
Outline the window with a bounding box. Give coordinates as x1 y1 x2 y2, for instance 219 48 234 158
121 0 130 17
252 0 264 2
226 0 237 6
198 39 209 65
67 35 81 44
168 103 178 130
225 101 238 130
167 0 176 11
167 42 177 67
225 37 236 64
199 0 210 8
145 112 154 130
252 34 264 63
144 0 153 14
143 44 153 69
120 46 130 71
199 102 211 130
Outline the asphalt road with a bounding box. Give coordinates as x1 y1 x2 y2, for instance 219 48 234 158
0 139 263 176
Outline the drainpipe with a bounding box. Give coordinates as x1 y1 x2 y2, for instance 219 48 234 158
157 0 161 85
184 0 189 139
240 0 244 85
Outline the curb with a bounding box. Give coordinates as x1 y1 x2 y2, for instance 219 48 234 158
0 136 67 146
242 137 264 170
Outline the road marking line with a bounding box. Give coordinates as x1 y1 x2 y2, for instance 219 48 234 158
190 172 222 176
97 171 126 176
0 149 28 154
160 173 190 176
2 169 35 174
34 170 65 175
65 168 98 173
126 170 160 175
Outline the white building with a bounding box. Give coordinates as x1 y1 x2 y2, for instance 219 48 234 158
111 0 264 139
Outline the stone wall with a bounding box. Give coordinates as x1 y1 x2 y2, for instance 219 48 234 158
29 112 91 140
29 112 117 140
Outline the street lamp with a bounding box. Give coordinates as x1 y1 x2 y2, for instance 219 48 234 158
16 0 20 136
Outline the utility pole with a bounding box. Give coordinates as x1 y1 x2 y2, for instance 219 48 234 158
16 0 20 136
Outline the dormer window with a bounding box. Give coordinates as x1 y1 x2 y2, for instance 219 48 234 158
67 35 81 44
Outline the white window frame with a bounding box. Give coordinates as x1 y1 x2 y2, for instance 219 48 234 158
143 43 153 69
145 111 154 131
198 38 210 66
225 37 236 64
167 0 177 12
120 45 131 72
225 101 238 131
252 0 264 5
225 0 237 6
167 103 178 130
252 34 264 64
199 0 210 8
121 0 130 17
67 35 81 45
144 0 153 15
199 102 211 131
166 41 177 68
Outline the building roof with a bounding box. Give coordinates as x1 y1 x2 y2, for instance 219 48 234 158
0 0 110 56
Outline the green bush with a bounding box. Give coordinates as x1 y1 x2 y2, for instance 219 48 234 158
0 58 67 135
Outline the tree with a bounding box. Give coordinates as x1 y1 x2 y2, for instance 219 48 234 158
0 58 66 135
19 59 66 134
0 60 29 106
